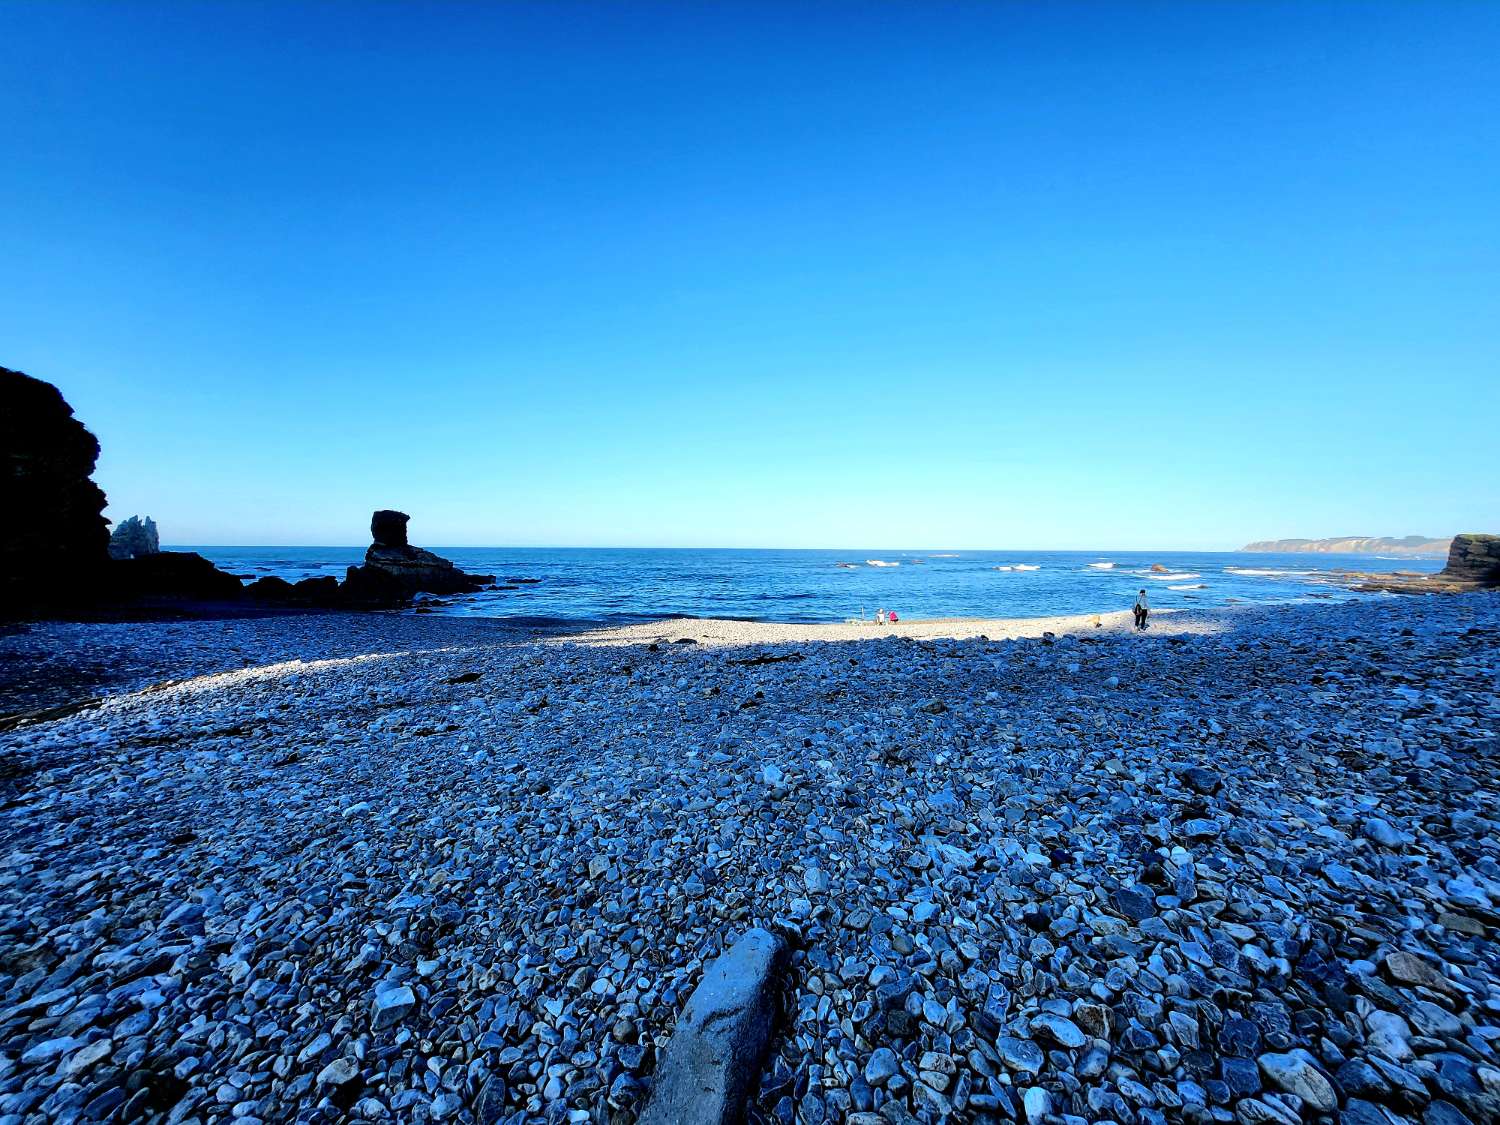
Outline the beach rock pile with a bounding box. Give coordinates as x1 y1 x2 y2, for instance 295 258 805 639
0 594 1497 1125
0 366 110 612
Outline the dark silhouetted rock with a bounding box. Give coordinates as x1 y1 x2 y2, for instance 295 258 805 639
1 365 110 612
109 552 246 602
637 928 787 1125
247 576 296 600
108 515 160 560
343 511 494 604
293 576 341 603
371 509 409 548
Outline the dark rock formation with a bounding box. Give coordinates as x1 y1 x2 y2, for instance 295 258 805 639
371 510 409 548
638 928 787 1125
1440 533 1500 587
1 366 110 612
3 369 500 619
108 515 160 560
294 575 341 602
109 552 247 603
343 511 494 604
246 576 296 600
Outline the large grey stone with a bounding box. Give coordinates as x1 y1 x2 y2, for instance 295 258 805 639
371 983 416 1030
1259 1051 1338 1111
638 927 787 1125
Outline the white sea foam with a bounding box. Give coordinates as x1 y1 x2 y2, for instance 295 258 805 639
1087 562 1115 569
1014 564 1040 571
1168 584 1208 590
1147 572 1200 581
866 560 900 567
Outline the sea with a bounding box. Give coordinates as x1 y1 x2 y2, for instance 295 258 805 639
171 547 1444 627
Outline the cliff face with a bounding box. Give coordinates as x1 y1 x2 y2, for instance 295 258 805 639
1242 536 1451 557
1 365 111 611
1440 534 1500 587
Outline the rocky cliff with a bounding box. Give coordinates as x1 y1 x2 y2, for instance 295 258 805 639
3 364 507 618
1242 535 1451 557
1440 533 1500 587
1 365 111 611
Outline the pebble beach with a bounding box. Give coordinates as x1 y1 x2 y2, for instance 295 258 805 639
1 594 1498 1125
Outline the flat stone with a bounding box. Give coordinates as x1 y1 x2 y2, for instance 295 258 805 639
316 1057 360 1087
1113 885 1156 922
1022 1086 1051 1125
19 1036 83 1065
998 1036 1044 1075
1030 1012 1086 1048
864 1047 900 1086
1259 1051 1338 1111
637 928 787 1125
371 984 416 1030
1385 951 1448 990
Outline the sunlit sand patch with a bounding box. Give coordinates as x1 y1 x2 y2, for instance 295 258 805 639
557 608 1232 648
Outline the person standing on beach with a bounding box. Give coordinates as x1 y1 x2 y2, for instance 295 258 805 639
1134 589 1150 630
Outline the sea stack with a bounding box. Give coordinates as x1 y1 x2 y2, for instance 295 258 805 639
342 510 494 603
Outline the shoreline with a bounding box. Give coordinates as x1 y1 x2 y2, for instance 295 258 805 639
0 602 1283 716
558 605 1231 646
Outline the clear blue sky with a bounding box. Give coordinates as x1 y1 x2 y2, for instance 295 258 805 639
3 2 1496 549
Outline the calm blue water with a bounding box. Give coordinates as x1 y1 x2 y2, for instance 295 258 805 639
171 546 1443 625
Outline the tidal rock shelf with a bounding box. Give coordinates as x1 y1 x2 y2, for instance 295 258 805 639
0 595 1497 1125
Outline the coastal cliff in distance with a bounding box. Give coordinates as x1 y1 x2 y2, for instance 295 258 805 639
1242 535 1451 557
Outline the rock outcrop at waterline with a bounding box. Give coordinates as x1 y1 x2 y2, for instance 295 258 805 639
1441 532 1500 586
109 550 248 602
0 365 111 611
342 510 495 603
1346 532 1500 594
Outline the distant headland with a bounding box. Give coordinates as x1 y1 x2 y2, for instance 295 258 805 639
1241 535 1451 557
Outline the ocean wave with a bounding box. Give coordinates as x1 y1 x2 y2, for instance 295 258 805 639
1087 562 1115 569
866 560 900 567
1147 572 1200 581
1224 567 1316 578
1168 583 1208 590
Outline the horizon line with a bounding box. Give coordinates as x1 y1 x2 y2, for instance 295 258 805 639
160 542 1412 554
